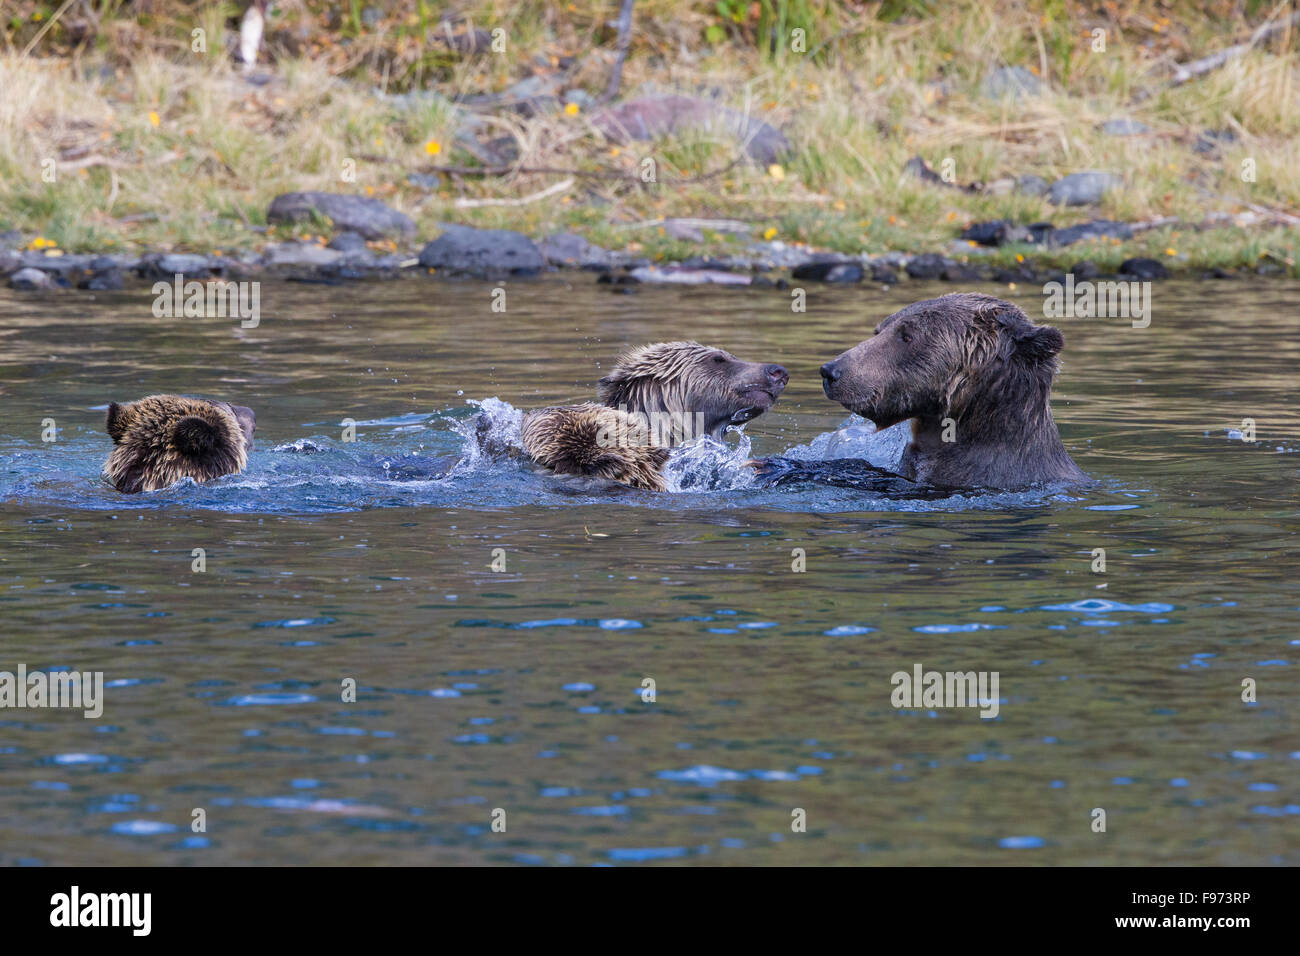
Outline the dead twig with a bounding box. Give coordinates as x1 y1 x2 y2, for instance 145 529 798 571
599 0 637 105
453 177 574 208
1135 9 1300 99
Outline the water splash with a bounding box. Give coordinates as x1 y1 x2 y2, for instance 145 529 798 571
662 431 757 492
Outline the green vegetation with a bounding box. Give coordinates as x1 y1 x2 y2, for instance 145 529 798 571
1 1 1296 274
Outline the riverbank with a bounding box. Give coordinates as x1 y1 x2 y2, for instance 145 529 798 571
2 1 1297 282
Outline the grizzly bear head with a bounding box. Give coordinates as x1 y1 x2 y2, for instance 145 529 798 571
596 341 789 441
104 395 256 493
820 293 1066 432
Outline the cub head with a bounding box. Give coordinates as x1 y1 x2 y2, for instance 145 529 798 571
104 395 256 493
819 293 1065 429
596 341 788 441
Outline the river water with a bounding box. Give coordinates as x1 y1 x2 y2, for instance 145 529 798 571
1 276 1296 865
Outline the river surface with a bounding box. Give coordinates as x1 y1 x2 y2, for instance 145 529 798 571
1 276 1296 865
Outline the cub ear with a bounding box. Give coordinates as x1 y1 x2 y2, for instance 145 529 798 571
105 402 129 442
596 374 625 406
1017 324 1065 363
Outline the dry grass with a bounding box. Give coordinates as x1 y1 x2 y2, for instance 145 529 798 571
0 1 1297 273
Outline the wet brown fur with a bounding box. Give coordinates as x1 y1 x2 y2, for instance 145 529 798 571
521 342 787 491
104 394 256 493
821 293 1085 489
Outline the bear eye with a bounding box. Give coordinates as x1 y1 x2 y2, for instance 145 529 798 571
712 354 728 364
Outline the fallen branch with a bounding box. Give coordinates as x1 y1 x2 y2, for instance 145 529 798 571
599 0 637 104
1136 9 1300 99
423 153 744 185
452 177 574 208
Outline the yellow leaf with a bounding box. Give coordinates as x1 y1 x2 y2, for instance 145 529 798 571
424 140 442 156
767 164 785 181
564 102 580 116
148 111 160 127
763 227 778 240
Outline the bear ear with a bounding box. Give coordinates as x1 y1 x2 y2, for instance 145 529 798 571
105 402 128 442
596 374 626 406
1016 324 1065 364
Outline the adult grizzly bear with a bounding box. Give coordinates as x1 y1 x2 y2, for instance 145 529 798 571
757 293 1085 491
104 395 257 493
522 341 788 491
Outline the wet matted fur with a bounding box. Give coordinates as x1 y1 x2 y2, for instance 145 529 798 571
104 394 257 493
521 342 788 491
758 294 1085 492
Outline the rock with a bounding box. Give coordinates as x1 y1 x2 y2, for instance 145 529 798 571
10 267 55 290
1048 219 1133 247
983 177 1017 196
1070 260 1101 280
136 253 217 280
1201 267 1238 280
791 259 864 283
327 231 369 253
1101 118 1151 136
433 28 494 54
538 233 616 269
1016 175 1049 197
1027 222 1056 244
992 265 1036 283
868 263 899 284
0 229 22 248
0 250 20 275
960 220 1033 246
941 262 983 282
982 66 1044 100
564 89 595 111
261 242 344 268
406 172 443 190
266 191 415 240
1119 257 1169 280
902 156 979 192
590 94 790 165
905 254 950 279
1193 129 1237 156
79 269 125 291
1048 171 1121 206
417 225 544 276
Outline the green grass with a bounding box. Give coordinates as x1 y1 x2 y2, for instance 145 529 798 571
0 1 1296 275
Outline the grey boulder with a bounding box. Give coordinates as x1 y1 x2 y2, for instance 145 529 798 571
267 191 416 240
418 225 545 277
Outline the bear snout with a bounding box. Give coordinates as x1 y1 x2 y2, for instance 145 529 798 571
820 361 842 396
765 364 789 389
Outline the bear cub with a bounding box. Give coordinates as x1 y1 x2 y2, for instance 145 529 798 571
104 395 256 493
522 342 788 491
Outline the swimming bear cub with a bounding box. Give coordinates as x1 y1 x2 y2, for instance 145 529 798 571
521 342 788 491
104 394 257 493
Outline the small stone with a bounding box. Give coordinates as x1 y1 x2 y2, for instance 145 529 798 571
79 269 125 291
982 66 1044 100
1119 257 1169 280
1016 175 1049 197
1048 171 1121 206
1049 219 1133 247
406 172 443 191
1101 118 1151 136
9 267 54 290
905 254 949 279
791 259 864 283
327 231 369 253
